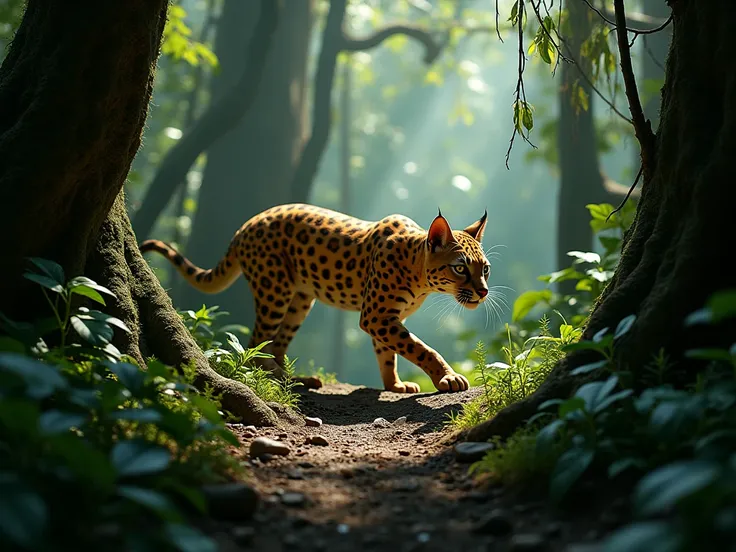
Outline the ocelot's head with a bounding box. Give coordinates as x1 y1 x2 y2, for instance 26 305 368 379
424 210 491 310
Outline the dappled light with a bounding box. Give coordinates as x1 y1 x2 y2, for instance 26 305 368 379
1 0 734 551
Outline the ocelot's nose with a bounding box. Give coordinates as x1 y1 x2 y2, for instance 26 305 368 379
477 287 488 298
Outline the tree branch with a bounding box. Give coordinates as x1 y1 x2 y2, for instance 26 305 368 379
613 0 656 176
584 0 672 34
290 7 444 202
132 0 280 239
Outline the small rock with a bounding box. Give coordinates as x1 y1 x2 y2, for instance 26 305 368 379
230 526 255 545
298 461 315 468
305 416 323 427
336 523 350 534
306 435 330 446
226 423 244 429
373 417 390 427
250 436 291 458
287 468 305 480
201 482 259 521
398 450 410 456
281 492 306 507
474 508 513 536
416 436 425 443
393 416 408 425
454 441 495 463
509 533 547 552
245 425 257 432
278 432 288 439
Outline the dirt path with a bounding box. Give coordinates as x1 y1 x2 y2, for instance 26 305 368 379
211 384 615 551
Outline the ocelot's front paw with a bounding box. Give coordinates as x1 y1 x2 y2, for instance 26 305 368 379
387 381 421 393
435 372 469 392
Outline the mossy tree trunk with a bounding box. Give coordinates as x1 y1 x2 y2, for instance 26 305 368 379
468 0 736 441
0 0 284 427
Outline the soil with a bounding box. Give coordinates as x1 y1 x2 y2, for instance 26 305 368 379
206 383 628 552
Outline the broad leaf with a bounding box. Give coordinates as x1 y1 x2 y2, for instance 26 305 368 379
23 272 64 294
603 521 681 552
635 460 720 516
69 285 106 305
549 446 594 502
0 476 47 548
106 362 146 394
27 257 65 285
575 375 619 413
164 523 217 552
38 410 87 434
67 276 116 298
111 440 171 477
511 289 552 322
571 359 609 376
567 250 601 264
0 353 67 399
70 315 114 346
118 486 178 518
614 315 636 339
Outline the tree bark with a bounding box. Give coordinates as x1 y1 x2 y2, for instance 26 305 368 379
467 1 736 441
0 0 286 427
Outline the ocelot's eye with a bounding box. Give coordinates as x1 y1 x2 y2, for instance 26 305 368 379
483 265 491 277
451 265 467 276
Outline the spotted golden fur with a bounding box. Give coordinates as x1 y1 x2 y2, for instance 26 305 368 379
140 204 493 393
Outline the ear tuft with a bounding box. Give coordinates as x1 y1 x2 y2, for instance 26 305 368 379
463 209 488 242
427 213 454 252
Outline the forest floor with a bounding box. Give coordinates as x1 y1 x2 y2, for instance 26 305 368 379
204 383 626 552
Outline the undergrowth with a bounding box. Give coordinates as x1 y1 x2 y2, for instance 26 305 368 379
0 258 240 551
470 291 736 552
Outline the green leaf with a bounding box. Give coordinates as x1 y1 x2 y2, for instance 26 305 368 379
67 276 116 298
549 446 594 502
685 348 733 362
111 440 171 478
575 375 619 413
106 362 146 394
225 332 245 355
614 315 636 339
536 419 564 455
558 397 585 418
512 289 553 322
603 521 681 552
27 257 65 285
70 315 114 346
635 461 720 516
0 476 47 548
189 395 223 424
69 285 106 305
0 353 67 399
78 308 131 334
537 267 584 283
592 327 610 343
23 272 65 294
608 457 646 479
567 251 601 264
118 486 178 518
111 408 163 423
685 290 736 325
570 359 609 376
164 523 217 552
38 410 87 434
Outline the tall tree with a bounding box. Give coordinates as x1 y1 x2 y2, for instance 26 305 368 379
0 0 289 427
179 0 314 321
468 0 736 440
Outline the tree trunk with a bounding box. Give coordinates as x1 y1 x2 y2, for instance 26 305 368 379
179 0 312 324
0 0 288 427
556 0 609 295
467 1 736 441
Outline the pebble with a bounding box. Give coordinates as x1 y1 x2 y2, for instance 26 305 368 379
286 468 305 480
393 416 408 425
509 533 547 552
278 432 288 439
454 441 495 463
230 526 255 545
398 450 410 456
373 417 391 427
245 425 257 432
474 508 513 536
305 416 323 427
250 436 291 458
306 435 330 446
281 492 306 507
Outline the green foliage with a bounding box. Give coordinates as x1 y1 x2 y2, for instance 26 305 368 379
0 260 240 551
471 291 736 552
162 4 218 68
296 360 339 386
179 305 300 407
449 315 580 430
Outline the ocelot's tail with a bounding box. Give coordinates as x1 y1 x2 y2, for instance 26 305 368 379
139 239 240 294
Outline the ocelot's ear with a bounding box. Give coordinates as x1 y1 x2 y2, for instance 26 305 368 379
427 209 456 252
463 209 488 242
